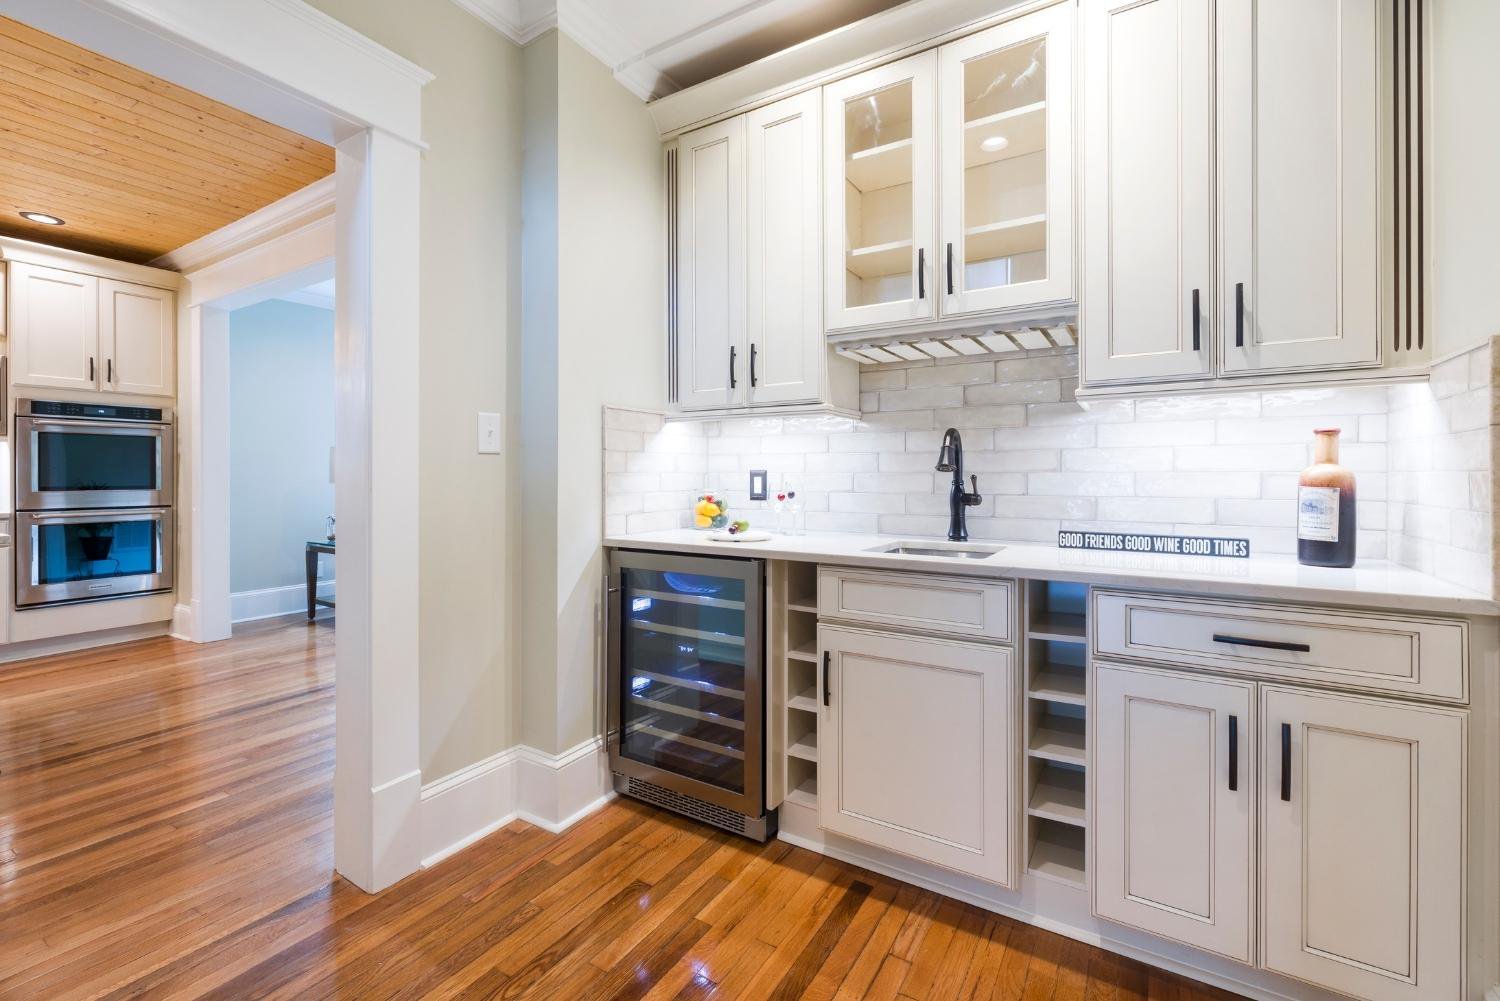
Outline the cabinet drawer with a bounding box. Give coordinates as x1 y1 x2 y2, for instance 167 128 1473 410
818 567 1012 641
1093 590 1467 703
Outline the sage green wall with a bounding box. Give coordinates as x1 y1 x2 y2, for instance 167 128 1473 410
304 0 523 779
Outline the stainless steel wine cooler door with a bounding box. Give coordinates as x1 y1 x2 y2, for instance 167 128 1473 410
606 550 765 819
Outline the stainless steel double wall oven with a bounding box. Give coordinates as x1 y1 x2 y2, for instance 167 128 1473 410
13 399 175 607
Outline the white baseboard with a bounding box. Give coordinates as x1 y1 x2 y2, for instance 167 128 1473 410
231 581 335 623
170 602 193 640
419 736 612 868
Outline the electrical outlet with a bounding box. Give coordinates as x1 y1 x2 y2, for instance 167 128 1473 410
477 412 501 454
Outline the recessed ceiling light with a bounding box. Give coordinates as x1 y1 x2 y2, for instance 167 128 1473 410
19 211 65 226
979 135 1010 154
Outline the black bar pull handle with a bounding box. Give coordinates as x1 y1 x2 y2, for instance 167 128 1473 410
107 358 113 385
1280 723 1292 801
917 247 926 300
749 343 758 387
1192 288 1201 352
729 345 737 389
1235 282 1245 347
1212 633 1311 653
822 650 831 707
945 242 955 296
89 357 95 382
1228 714 1239 791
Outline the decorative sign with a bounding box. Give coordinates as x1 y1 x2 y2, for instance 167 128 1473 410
1057 531 1251 559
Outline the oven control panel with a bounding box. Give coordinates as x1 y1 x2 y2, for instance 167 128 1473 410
22 400 167 423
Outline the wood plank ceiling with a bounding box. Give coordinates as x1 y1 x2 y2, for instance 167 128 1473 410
0 15 334 265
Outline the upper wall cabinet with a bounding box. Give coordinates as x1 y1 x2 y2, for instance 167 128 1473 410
673 92 855 416
1080 0 1402 394
8 262 175 399
825 4 1075 335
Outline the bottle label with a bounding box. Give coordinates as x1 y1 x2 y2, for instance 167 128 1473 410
1297 486 1340 542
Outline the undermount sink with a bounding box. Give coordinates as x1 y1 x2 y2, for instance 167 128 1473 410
868 540 1005 560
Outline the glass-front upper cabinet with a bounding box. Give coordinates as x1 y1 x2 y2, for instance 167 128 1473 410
938 4 1075 318
823 51 937 332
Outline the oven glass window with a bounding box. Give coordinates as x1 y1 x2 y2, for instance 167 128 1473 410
34 519 161 585
619 568 748 794
36 432 158 492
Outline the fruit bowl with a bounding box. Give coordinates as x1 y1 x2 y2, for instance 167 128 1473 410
692 494 729 531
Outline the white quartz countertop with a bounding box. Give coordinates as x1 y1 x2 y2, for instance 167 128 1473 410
603 529 1499 617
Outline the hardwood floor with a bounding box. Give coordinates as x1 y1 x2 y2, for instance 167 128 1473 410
0 616 1243 1000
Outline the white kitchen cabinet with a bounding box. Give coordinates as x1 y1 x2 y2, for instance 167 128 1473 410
1092 663 1254 963
676 116 745 411
8 262 175 399
99 279 175 398
819 623 1014 886
1079 0 1214 386
8 262 100 393
1261 686 1464 1001
745 90 823 406
938 3 1074 319
823 51 937 332
1218 0 1388 375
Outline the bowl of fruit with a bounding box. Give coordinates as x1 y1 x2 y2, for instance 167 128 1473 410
693 494 728 530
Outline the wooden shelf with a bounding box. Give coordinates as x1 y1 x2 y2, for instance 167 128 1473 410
787 639 818 663
963 101 1046 168
1030 612 1085 644
1030 666 1085 706
1029 823 1086 887
785 776 817 809
846 137 913 192
787 732 819 763
1028 765 1085 827
787 686 818 714
964 214 1046 262
846 239 913 280
787 594 818 614
1029 714 1085 766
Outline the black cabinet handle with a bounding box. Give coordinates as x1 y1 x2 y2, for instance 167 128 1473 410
945 242 954 296
917 248 926 300
729 346 737 389
107 358 113 384
1235 282 1245 347
89 357 95 382
1212 633 1311 653
1191 288 1201 352
822 650 831 707
1280 723 1292 801
749 344 757 387
1228 714 1238 791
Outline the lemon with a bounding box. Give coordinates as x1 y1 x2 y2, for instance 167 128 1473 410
694 514 711 528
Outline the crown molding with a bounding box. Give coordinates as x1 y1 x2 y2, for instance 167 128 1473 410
151 175 336 273
450 0 556 45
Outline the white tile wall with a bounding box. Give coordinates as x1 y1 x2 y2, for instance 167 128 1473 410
603 341 1495 596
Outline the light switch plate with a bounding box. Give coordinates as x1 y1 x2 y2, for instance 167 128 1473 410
749 469 767 500
477 412 501 454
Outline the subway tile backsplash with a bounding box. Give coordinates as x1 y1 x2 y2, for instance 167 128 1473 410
603 338 1496 596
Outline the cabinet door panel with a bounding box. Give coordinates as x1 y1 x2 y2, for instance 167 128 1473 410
1092 663 1253 963
820 624 1014 886
677 117 745 410
8 263 100 392
939 3 1074 317
823 51 937 331
101 280 175 398
746 91 822 406
1218 0 1388 374
1079 0 1214 386
1261 686 1464 1001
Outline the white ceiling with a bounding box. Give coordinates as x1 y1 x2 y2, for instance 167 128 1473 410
452 0 908 100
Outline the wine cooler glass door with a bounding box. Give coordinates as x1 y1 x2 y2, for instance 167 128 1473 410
608 552 764 816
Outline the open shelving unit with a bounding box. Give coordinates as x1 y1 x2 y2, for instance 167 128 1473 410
1023 579 1089 888
770 561 821 813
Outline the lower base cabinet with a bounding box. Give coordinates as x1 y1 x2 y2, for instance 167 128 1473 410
1093 663 1466 1001
1261 686 1465 1001
818 624 1014 887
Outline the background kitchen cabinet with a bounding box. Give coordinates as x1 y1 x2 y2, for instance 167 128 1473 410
1260 686 1464 1001
1079 0 1214 386
818 623 1014 886
1092 663 1254 963
7 262 100 393
675 116 744 411
8 262 174 398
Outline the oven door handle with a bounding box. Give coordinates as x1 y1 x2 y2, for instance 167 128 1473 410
24 508 170 526
21 419 168 433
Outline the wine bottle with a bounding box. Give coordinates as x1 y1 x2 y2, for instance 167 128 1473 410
1296 428 1356 567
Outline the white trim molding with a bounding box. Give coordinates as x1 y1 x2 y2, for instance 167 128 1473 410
420 737 613 868
154 177 335 273
449 0 556 45
232 581 336 623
